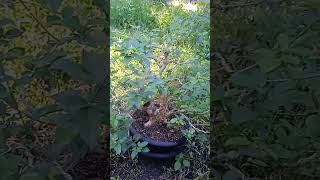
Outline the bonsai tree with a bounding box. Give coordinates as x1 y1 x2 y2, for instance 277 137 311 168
142 94 179 127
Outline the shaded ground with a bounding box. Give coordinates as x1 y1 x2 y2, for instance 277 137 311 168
111 155 180 180
68 151 109 180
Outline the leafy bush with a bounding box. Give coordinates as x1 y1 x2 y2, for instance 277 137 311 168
0 0 108 178
212 0 320 179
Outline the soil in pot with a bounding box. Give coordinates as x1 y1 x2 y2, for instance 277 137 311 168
131 108 188 142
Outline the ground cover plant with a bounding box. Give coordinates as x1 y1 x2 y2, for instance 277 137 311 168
0 0 108 179
110 0 210 179
212 0 320 179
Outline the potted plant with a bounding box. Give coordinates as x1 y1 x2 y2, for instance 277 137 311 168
128 95 189 160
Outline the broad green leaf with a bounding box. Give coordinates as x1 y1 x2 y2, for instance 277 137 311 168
83 51 107 83
277 33 289 49
72 107 103 149
5 47 25 60
131 150 138 159
230 68 266 88
225 137 251 146
0 84 9 98
306 115 320 137
110 117 118 129
93 0 107 9
32 104 62 120
280 55 300 65
212 86 225 101
4 28 23 39
174 161 182 171
54 92 88 111
247 158 269 167
47 15 62 26
86 31 108 46
253 48 280 73
139 141 148 147
0 155 23 180
19 173 46 180
45 0 62 11
55 126 76 145
231 106 258 125
51 59 88 81
183 160 190 167
0 101 7 115
62 6 80 31
0 18 13 26
115 144 122 155
222 169 242 180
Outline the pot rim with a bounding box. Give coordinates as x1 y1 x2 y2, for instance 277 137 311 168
129 124 187 148
139 151 182 159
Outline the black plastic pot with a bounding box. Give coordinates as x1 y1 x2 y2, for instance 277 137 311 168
129 124 187 160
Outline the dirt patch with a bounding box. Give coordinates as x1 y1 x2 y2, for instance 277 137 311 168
131 109 187 142
68 152 108 180
111 155 174 180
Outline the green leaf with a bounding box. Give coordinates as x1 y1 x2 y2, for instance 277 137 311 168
110 118 118 129
0 101 6 115
139 141 148 147
19 173 46 180
55 126 76 145
174 161 182 171
222 169 242 180
47 15 62 26
280 55 300 65
51 59 88 81
32 104 62 120
231 106 258 125
5 47 25 60
72 107 103 149
93 0 107 9
212 86 225 101
4 28 23 39
0 84 9 99
62 6 80 31
62 6 74 18
183 160 190 167
247 158 269 167
45 0 62 11
306 115 320 137
0 18 13 27
83 51 107 83
253 48 280 73
277 33 289 49
225 137 251 146
55 92 88 111
115 144 122 155
131 150 138 159
86 31 108 46
0 154 24 180
230 68 266 88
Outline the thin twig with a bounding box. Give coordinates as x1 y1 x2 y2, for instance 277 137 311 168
180 113 209 134
220 0 266 9
18 0 60 42
213 52 234 73
237 63 258 73
290 18 320 47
